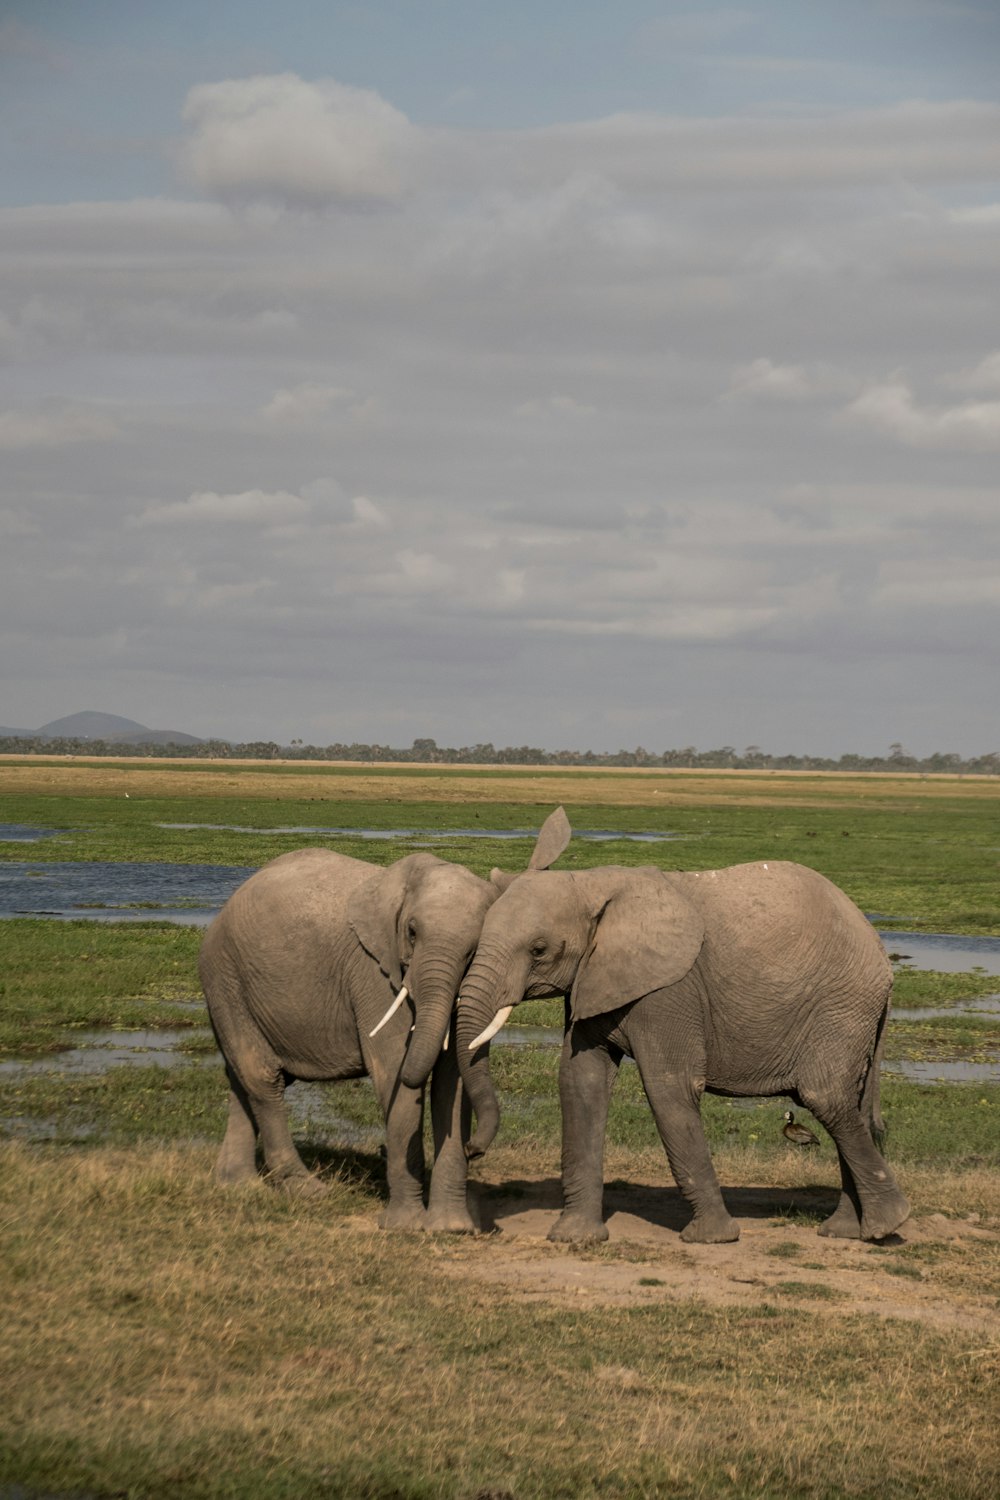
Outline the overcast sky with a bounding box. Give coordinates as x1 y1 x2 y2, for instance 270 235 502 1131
2 1 998 755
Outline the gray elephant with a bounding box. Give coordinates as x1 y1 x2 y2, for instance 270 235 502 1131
199 808 570 1230
456 861 909 1245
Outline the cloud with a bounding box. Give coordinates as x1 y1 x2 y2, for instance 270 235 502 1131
456 100 1000 196
0 508 38 538
0 403 119 449
179 74 417 206
725 359 816 401
514 393 599 418
5 68 1000 753
949 202 1000 226
260 382 355 427
844 378 1000 450
134 488 312 527
943 351 1000 393
350 495 390 530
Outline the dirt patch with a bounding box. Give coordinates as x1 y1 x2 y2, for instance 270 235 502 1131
445 1175 1000 1336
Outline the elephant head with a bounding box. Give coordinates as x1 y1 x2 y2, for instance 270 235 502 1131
350 807 573 1091
456 867 705 1156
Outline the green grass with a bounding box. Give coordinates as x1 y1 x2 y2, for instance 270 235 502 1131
891 967 1000 1008
0 919 204 1057
4 766 1000 930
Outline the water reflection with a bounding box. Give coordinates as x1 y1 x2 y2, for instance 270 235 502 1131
884 1059 1000 1083
157 823 690 843
0 860 251 923
0 824 64 843
0 1028 213 1076
877 930 1000 976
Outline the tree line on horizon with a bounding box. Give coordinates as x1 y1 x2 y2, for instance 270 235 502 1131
1 734 997 776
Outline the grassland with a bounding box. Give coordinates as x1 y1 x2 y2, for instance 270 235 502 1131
1 758 999 1499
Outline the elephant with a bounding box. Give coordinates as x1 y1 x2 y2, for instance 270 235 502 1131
456 861 910 1245
198 807 570 1230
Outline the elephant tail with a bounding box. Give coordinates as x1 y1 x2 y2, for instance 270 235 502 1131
862 993 891 1152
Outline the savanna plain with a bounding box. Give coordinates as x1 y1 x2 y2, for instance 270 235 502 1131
1 758 998 1500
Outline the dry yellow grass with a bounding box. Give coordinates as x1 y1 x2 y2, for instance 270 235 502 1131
1 754 996 808
2 1142 998 1499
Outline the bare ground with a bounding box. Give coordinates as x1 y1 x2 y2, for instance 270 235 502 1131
425 1174 1000 1337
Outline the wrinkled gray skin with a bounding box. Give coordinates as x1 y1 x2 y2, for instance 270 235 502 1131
457 862 910 1245
199 809 570 1231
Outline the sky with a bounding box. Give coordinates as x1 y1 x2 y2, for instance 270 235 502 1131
1 1 998 756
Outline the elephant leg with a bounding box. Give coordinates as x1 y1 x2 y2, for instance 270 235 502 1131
368 1054 428 1231
215 1068 260 1184
640 1071 740 1244
818 1142 864 1240
798 1085 909 1241
225 1037 320 1193
548 1035 620 1244
426 1032 475 1234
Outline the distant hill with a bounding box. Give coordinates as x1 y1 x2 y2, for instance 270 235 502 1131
0 711 204 746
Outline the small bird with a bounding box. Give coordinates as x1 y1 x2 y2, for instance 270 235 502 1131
783 1110 820 1147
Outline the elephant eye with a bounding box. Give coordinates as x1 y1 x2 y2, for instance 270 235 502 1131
531 939 547 958
406 919 418 944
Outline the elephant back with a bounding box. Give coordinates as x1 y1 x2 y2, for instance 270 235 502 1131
667 861 890 1022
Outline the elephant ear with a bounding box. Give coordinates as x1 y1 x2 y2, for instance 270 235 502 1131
347 854 429 989
528 806 572 870
570 872 704 1023
490 807 572 892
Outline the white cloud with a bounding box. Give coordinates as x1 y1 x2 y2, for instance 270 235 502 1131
179 73 417 206
949 202 1000 226
844 379 1000 450
457 100 1000 196
135 489 312 527
943 351 1000 393
725 358 814 401
5 67 1000 753
350 495 390 530
0 403 119 449
261 382 355 427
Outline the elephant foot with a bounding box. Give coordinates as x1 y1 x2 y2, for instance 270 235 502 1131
379 1202 428 1232
215 1160 260 1187
269 1168 327 1198
547 1211 608 1245
425 1206 477 1235
818 1196 862 1239
860 1191 910 1243
680 1209 740 1244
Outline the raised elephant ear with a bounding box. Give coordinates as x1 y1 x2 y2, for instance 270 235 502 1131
489 806 571 892
528 805 571 870
347 854 429 989
570 871 704 1023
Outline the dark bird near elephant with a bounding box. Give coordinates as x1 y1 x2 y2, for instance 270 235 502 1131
199 807 570 1230
783 1110 820 1147
456 859 909 1246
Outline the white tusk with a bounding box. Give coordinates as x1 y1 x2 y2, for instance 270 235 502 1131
369 985 409 1037
441 1029 449 1051
468 1005 514 1051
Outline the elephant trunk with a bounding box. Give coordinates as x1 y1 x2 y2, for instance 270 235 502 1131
398 950 468 1089
456 943 528 1159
